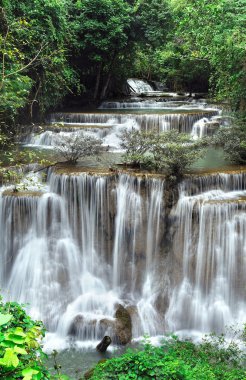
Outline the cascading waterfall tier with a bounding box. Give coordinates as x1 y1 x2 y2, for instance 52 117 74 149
127 78 154 94
50 111 218 134
24 99 220 149
99 100 208 109
1 169 245 349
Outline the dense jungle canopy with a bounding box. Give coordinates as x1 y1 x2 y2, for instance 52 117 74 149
0 0 245 131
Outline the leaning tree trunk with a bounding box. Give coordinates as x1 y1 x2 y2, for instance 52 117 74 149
100 72 112 100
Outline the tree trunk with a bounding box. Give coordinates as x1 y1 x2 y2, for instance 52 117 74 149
100 72 111 99
100 50 117 99
239 60 246 111
93 62 102 100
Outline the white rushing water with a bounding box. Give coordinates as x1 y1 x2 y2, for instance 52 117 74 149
24 99 220 150
99 100 212 110
166 174 246 337
127 78 154 93
0 172 165 350
0 170 246 350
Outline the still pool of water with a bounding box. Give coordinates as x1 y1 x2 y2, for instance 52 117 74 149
45 344 133 379
45 349 113 379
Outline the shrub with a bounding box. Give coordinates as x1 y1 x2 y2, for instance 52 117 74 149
89 336 246 380
54 132 103 164
213 119 246 164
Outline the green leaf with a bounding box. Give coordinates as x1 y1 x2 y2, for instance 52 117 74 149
0 339 16 348
0 347 20 368
7 333 25 344
22 367 39 379
14 345 28 355
0 313 12 326
13 327 26 337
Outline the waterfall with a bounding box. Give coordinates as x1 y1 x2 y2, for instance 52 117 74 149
191 115 222 139
23 100 220 150
111 175 143 290
1 169 245 348
0 173 166 348
191 117 210 139
181 172 246 195
99 100 211 110
127 78 154 93
166 172 246 335
50 111 218 134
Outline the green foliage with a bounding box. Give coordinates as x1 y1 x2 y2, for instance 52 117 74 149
120 129 208 177
69 0 132 99
0 297 48 379
1 0 245 140
0 8 33 128
71 0 131 59
133 0 171 48
0 0 79 130
130 0 173 82
131 0 246 104
0 297 69 380
89 336 246 380
169 0 246 109
213 118 246 164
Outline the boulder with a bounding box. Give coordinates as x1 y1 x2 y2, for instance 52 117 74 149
96 336 112 352
114 304 132 345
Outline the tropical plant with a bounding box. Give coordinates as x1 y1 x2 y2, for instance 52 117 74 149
0 296 69 380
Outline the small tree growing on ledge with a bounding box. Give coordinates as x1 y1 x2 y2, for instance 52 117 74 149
55 132 103 164
213 119 246 164
120 129 209 178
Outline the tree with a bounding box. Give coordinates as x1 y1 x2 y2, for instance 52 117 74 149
120 129 153 167
130 0 173 81
55 132 103 164
0 7 32 131
120 129 208 177
69 0 132 99
133 0 171 48
169 0 246 110
0 0 79 131
213 119 246 164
